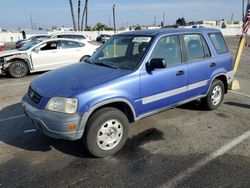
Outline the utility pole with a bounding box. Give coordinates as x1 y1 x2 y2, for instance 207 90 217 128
29 13 34 30
109 14 111 27
154 16 156 26
163 13 165 27
113 4 116 33
85 0 88 31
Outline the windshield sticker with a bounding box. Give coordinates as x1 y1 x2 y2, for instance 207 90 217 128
132 37 151 43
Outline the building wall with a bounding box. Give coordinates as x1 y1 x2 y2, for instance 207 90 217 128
0 28 248 43
0 32 23 43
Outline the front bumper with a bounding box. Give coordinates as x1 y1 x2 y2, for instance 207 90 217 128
22 96 84 140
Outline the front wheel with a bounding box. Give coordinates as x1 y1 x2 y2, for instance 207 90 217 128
8 60 29 78
201 79 224 110
83 107 129 157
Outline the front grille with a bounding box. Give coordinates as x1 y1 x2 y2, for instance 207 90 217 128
28 87 42 104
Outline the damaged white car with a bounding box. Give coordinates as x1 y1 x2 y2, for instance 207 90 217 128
0 38 98 78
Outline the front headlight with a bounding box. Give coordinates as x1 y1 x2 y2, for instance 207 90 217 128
46 97 78 114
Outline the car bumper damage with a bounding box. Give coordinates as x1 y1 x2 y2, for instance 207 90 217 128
22 95 84 140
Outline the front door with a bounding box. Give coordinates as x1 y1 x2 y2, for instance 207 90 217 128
139 35 187 116
31 41 60 71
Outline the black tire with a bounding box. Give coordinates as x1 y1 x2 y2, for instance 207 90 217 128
83 107 129 157
80 55 90 62
8 60 28 78
201 79 224 110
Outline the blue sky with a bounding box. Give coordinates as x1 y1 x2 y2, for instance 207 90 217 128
0 0 246 29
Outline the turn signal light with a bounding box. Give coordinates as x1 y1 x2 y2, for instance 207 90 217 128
68 124 77 131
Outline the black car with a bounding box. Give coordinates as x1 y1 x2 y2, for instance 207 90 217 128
96 34 111 43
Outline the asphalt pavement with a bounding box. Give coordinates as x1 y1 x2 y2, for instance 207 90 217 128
0 37 249 188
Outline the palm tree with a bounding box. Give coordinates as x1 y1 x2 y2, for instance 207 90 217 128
80 0 86 31
69 0 77 31
77 0 81 31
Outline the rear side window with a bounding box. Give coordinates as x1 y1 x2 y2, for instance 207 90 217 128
60 40 84 49
209 33 228 54
183 34 210 61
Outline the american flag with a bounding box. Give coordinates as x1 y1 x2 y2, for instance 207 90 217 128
243 3 250 35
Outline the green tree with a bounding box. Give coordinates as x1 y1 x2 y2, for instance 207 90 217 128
93 23 109 31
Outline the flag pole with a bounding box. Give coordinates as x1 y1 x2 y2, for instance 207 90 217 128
229 1 249 90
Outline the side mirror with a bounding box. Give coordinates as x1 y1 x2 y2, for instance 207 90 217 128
34 48 40 53
147 58 166 71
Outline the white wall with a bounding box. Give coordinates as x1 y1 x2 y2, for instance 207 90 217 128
0 32 23 43
0 28 248 43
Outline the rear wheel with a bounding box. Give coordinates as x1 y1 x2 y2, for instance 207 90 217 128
83 107 129 157
8 60 28 78
202 79 224 110
80 55 90 62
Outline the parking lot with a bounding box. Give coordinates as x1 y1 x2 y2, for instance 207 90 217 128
0 37 249 187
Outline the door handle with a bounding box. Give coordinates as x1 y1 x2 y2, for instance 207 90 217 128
176 70 185 76
210 62 216 67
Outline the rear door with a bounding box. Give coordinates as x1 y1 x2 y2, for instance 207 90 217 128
57 40 86 65
182 33 213 98
139 35 188 115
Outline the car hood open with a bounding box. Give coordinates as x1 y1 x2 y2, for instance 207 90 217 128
31 62 131 98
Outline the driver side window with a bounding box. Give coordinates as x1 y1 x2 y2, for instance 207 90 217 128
40 41 58 51
150 35 182 67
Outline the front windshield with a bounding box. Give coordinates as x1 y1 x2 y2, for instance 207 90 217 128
18 40 41 51
88 35 152 70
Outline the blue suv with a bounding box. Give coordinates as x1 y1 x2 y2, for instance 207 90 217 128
22 29 234 157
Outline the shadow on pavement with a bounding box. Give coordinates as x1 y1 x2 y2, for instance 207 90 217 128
0 102 166 159
224 101 250 109
178 100 208 111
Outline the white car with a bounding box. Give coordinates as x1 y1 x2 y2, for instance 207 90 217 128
50 33 91 43
0 38 98 78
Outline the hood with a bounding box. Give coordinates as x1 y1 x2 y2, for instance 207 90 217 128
0 49 26 57
31 63 131 98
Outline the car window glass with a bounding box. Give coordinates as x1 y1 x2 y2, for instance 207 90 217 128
89 36 152 70
201 36 211 57
103 38 128 58
72 35 85 39
184 34 206 61
60 40 84 49
209 33 228 54
40 41 57 51
150 35 182 67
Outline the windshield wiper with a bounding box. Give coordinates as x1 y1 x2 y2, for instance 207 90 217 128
93 61 119 69
86 59 119 69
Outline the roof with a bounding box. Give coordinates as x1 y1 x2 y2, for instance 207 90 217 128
118 28 220 37
22 29 48 35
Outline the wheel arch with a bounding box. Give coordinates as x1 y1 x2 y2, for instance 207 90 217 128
7 58 31 72
207 73 228 94
77 98 136 139
80 55 90 62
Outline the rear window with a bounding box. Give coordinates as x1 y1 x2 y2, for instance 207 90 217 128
209 33 228 54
